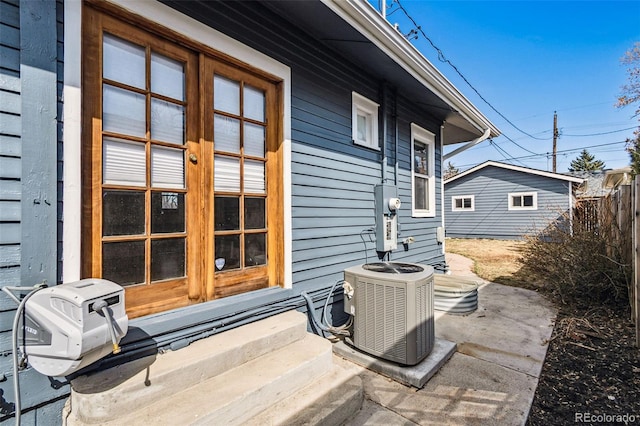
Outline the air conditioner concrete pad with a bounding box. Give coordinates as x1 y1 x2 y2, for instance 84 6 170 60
333 337 456 388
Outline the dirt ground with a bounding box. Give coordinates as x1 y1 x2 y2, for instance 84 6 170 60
446 239 640 425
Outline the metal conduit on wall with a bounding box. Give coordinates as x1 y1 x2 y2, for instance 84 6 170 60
433 274 480 314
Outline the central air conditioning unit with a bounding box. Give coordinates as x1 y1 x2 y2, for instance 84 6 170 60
343 262 434 366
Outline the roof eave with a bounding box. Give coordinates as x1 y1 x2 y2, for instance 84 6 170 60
320 0 500 141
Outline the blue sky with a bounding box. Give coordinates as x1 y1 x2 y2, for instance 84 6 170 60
379 0 640 172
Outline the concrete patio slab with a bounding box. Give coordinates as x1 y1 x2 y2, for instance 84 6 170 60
338 252 557 425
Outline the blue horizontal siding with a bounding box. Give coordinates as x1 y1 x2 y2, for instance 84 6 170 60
445 165 571 239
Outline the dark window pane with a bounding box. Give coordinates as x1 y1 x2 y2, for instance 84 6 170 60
215 196 240 230
215 235 240 271
463 198 472 209
152 192 185 233
245 197 265 229
151 238 185 281
414 141 428 175
455 198 462 209
103 190 145 236
245 233 266 266
512 196 522 207
524 195 534 207
103 241 145 286
414 177 427 210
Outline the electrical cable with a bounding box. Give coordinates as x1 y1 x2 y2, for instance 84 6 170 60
360 228 375 265
300 280 352 337
561 126 637 137
2 284 48 426
392 0 549 142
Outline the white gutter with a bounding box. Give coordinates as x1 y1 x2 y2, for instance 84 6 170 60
443 128 491 161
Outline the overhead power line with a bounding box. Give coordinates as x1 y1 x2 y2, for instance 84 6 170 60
393 0 549 142
561 126 638 137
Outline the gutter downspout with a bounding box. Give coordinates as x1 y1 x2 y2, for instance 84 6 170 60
443 128 491 161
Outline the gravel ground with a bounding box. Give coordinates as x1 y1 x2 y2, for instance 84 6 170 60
527 304 640 425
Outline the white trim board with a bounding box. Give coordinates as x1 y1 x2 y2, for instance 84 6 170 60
445 160 585 184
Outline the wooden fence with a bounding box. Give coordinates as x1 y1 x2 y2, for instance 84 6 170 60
573 180 639 346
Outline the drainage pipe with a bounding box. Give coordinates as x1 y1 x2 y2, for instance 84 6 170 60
443 128 491 161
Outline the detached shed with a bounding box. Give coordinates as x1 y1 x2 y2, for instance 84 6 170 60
444 161 583 239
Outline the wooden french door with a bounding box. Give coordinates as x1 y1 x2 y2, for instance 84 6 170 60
82 5 283 318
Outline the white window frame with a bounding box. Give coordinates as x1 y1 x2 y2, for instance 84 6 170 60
508 192 538 211
452 195 475 211
411 123 436 217
351 91 379 150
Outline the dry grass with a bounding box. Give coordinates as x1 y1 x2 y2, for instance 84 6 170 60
445 238 538 288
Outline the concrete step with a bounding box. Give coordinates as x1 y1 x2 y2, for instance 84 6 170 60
65 310 311 424
96 333 333 425
245 362 363 426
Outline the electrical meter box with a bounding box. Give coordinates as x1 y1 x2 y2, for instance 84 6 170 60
374 184 401 253
22 279 128 377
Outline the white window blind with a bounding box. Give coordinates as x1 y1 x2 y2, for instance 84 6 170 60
214 156 240 192
103 137 146 186
244 160 265 194
151 146 184 189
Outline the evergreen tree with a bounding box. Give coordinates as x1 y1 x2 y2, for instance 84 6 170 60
569 149 605 172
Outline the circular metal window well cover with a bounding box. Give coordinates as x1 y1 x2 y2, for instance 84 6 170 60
362 262 424 274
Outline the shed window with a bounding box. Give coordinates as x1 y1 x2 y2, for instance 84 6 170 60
411 123 436 217
351 92 379 150
508 192 537 210
452 195 474 211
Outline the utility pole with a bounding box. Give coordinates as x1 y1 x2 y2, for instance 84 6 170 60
552 111 558 173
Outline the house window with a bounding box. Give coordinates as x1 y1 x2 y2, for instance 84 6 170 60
352 92 379 150
452 196 474 211
411 123 436 217
508 192 537 210
82 6 283 317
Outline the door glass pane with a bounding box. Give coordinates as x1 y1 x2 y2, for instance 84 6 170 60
244 160 265 194
103 34 145 89
151 238 185 281
215 235 240 271
245 233 266 266
244 122 265 158
151 146 184 189
152 192 185 233
215 196 240 230
151 99 184 144
151 52 184 101
214 75 240 115
103 137 146 186
214 156 240 192
415 176 427 210
103 190 145 236
243 85 264 122
245 197 265 229
214 115 240 153
103 241 145 286
103 85 146 137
